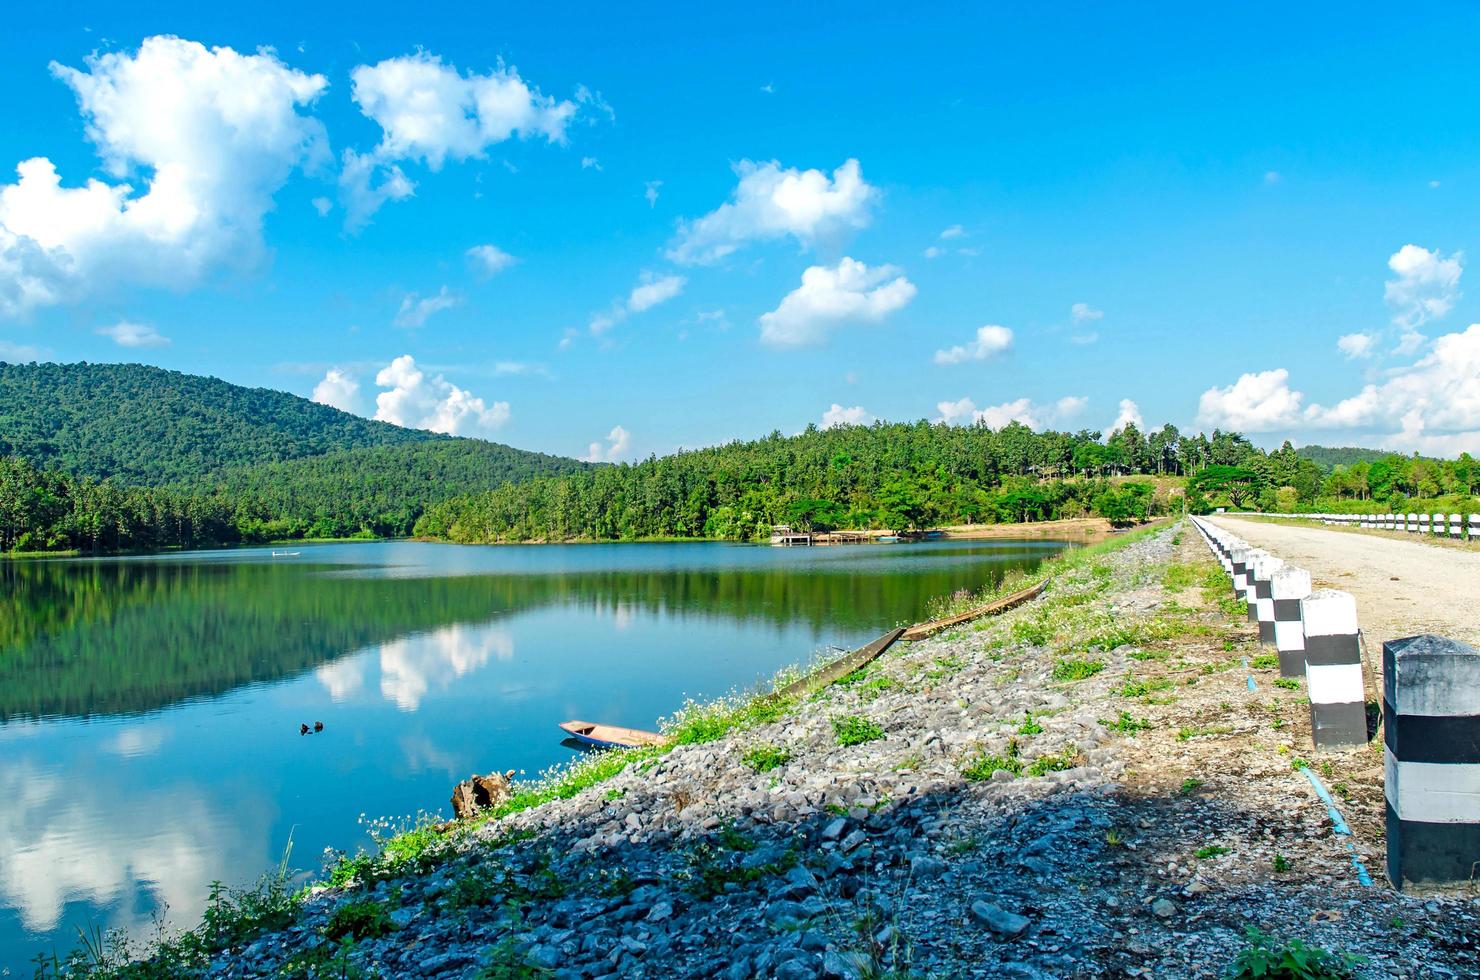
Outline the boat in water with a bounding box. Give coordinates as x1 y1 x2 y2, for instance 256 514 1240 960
558 719 670 750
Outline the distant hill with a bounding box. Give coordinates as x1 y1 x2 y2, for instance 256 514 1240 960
0 361 438 484
1295 445 1431 471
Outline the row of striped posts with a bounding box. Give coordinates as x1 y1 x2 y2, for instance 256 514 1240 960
1242 511 1480 540
1188 517 1480 890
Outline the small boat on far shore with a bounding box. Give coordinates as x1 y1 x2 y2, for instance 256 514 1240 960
558 719 670 750
271 550 302 557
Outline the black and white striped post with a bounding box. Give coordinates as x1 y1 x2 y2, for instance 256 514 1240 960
1230 546 1252 602
1382 634 1480 889
1270 566 1311 677
1449 513 1463 541
1252 553 1284 644
1471 514 1480 543
1300 589 1368 749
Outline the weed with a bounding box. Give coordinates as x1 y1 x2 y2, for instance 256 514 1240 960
1178 777 1205 795
1194 844 1231 859
1053 657 1106 681
962 740 1022 780
742 744 793 772
475 937 555 979
1177 724 1234 742
833 715 885 746
1274 678 1301 691
1223 926 1363 979
1104 827 1124 847
680 841 797 899
1251 654 1279 670
1099 711 1151 735
1273 854 1291 873
605 787 626 801
1291 757 1310 771
1117 675 1173 698
716 823 756 852
1024 749 1079 776
324 899 394 942
1016 712 1044 735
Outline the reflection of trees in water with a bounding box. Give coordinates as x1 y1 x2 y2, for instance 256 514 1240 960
0 546 1060 721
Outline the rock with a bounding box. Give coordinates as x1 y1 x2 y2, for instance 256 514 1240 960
646 901 674 923
1151 898 1178 919
910 854 948 878
449 769 515 820
528 945 561 970
821 817 848 842
971 900 1031 939
839 830 867 853
418 950 475 974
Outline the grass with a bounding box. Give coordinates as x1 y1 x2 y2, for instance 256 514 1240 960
1117 675 1173 698
1016 712 1043 735
323 899 394 942
1274 678 1301 690
1179 777 1205 795
962 743 1023 780
833 715 885 746
1194 844 1231 859
742 744 793 772
1099 711 1150 735
1250 654 1280 670
1177 724 1235 742
1053 656 1106 681
1224 926 1363 979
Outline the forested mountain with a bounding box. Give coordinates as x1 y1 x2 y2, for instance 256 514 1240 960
0 361 437 484
1295 445 1413 471
416 420 1258 543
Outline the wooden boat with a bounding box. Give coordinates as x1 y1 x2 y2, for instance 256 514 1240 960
271 550 302 557
558 720 670 750
876 535 901 543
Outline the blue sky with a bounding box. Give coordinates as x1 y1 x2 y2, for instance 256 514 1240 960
4 2 1480 460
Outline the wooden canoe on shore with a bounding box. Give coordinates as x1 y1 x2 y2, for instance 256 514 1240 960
558 720 670 750
900 579 1048 642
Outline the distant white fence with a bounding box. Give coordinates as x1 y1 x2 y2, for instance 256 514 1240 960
1222 511 1480 541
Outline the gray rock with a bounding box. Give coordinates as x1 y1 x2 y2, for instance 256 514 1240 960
839 830 867 853
820 817 848 841
418 950 475 974
1151 898 1178 919
910 854 948 878
528 945 561 970
971 900 1031 939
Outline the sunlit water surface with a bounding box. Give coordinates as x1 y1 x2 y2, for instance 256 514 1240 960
0 538 1070 968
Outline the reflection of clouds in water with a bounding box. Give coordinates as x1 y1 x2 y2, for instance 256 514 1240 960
377 624 515 711
102 725 168 759
613 602 636 631
0 761 264 935
315 657 367 701
398 731 463 779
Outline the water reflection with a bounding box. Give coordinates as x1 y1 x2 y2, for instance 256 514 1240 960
0 538 1068 966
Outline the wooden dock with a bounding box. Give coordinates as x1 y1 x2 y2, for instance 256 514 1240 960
900 579 1048 642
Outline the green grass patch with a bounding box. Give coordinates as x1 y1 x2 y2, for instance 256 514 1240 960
1194 844 1231 860
1250 654 1280 670
1053 656 1106 681
1177 724 1235 742
1274 677 1301 690
1099 711 1151 735
742 744 792 772
1117 675 1173 698
832 715 885 746
324 898 394 942
1016 712 1043 735
1224 926 1363 979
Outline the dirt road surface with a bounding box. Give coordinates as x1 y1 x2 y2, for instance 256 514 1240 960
1207 515 1480 651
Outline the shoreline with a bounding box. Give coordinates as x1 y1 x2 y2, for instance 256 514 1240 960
47 518 1480 978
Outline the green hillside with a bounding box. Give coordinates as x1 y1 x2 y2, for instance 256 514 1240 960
1295 445 1411 471
0 361 437 484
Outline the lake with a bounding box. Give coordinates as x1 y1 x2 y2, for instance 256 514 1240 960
0 537 1068 968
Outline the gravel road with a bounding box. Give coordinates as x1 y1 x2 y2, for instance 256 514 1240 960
1207 516 1480 650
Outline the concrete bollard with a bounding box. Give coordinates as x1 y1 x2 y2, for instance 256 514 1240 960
1245 551 1266 621
1449 513 1462 540
1301 589 1368 750
1270 567 1312 677
1382 634 1480 889
1407 512 1419 533
1252 553 1284 644
1471 514 1480 542
1230 547 1252 600
1420 513 1431 534
1432 512 1446 536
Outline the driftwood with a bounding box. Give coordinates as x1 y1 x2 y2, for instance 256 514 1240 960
450 769 516 820
767 628 905 703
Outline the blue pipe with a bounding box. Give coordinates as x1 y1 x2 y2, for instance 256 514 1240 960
1300 766 1373 887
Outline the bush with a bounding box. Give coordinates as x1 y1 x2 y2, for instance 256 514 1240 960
742 744 792 772
324 899 394 942
1224 926 1363 979
832 715 885 746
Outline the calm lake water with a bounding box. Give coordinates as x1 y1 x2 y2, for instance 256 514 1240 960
0 538 1068 969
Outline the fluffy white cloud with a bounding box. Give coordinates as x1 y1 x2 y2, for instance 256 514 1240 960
394 286 459 328
1071 302 1103 324
627 274 685 312
821 404 873 428
922 245 944 260
373 355 509 435
0 36 328 316
667 159 878 265
933 324 1013 365
340 51 584 227
1109 398 1142 432
311 368 361 413
581 425 631 462
95 320 168 348
1385 243 1461 332
1337 332 1375 359
0 339 43 361
939 224 965 240
759 258 915 348
466 244 516 278
935 395 1084 430
645 180 662 208
1195 368 1304 431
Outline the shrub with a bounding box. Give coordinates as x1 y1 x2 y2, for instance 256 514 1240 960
832 715 885 746
1224 926 1363 979
324 899 394 942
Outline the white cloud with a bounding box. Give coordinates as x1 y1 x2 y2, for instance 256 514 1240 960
311 368 361 413
1263 170 1282 184
466 243 516 278
627 274 685 312
759 257 916 348
644 180 662 208
1109 398 1142 432
922 245 944 259
1385 243 1461 332
373 354 509 435
821 403 873 428
1071 302 1103 324
935 395 1084 430
0 339 43 361
393 286 459 328
581 156 601 171
1336 332 1375 359
377 624 514 711
667 158 878 265
933 324 1013 365
340 51 583 227
311 196 332 217
939 224 965 240
581 425 631 462
1195 368 1304 432
0 35 328 316
95 320 168 348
